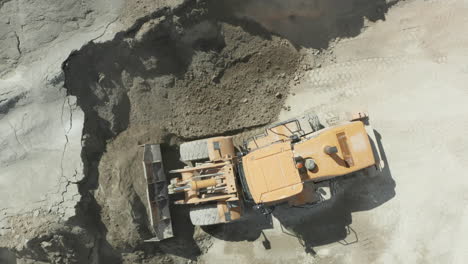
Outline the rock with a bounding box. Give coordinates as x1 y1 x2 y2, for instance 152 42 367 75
241 98 248 103
294 75 299 81
98 72 106 83
40 241 53 250
275 92 282 98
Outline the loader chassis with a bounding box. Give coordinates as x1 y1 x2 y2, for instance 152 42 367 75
168 136 244 226
142 112 384 241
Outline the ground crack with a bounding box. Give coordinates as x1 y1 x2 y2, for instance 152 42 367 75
90 16 119 43
58 95 75 198
7 120 26 152
13 31 21 56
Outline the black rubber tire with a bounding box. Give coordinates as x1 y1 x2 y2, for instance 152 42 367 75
306 113 322 132
179 139 209 162
189 204 222 226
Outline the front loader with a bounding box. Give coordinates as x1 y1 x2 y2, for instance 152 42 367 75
142 111 384 241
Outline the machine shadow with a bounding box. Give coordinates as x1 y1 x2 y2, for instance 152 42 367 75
203 130 395 254
207 0 393 49
0 248 17 264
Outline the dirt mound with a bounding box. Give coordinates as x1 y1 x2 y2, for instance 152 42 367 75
61 0 302 261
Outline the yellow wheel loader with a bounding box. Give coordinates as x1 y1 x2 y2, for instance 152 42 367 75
142 111 384 241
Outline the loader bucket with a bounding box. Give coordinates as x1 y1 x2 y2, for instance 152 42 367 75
142 144 173 241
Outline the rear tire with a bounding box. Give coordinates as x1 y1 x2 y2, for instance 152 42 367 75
189 204 222 226
180 139 209 162
305 112 322 132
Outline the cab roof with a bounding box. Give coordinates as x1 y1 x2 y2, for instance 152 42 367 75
241 141 303 204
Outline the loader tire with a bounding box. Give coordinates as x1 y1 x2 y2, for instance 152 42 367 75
180 139 209 161
189 204 222 226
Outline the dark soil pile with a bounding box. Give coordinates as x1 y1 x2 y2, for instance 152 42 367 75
62 0 302 262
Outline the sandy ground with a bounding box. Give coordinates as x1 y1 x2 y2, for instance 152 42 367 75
200 0 468 263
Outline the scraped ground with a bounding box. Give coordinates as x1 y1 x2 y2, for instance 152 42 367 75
200 0 468 263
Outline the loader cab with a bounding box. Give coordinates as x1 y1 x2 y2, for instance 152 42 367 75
239 117 318 205
240 141 304 204
240 115 379 206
